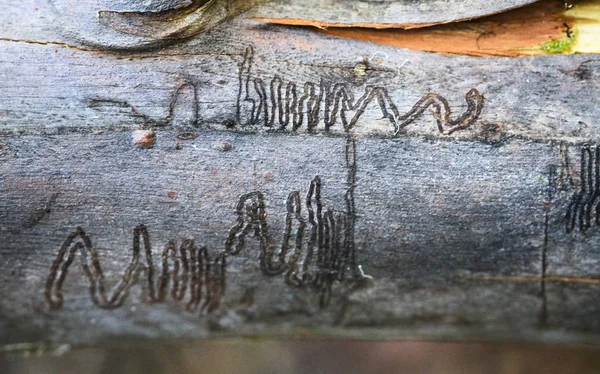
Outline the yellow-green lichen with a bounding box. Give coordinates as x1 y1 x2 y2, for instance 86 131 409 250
541 31 578 54
352 63 367 78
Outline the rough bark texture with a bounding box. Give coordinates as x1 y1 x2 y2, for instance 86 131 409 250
2 0 600 349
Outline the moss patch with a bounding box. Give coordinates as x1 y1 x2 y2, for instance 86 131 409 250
541 31 578 54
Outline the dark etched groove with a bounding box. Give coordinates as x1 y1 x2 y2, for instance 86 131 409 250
236 46 484 135
93 45 483 137
43 225 227 312
558 143 574 192
45 175 364 312
540 163 556 326
565 145 600 234
225 174 360 306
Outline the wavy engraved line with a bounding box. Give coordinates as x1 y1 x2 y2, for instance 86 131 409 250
45 175 361 312
225 174 359 306
236 46 484 135
91 45 483 136
558 143 575 191
565 145 600 233
44 225 227 312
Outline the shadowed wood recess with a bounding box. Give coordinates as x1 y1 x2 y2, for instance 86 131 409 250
2 0 600 351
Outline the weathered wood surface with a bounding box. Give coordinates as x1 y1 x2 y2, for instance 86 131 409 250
251 0 540 28
0 133 566 345
2 0 600 348
1 19 599 142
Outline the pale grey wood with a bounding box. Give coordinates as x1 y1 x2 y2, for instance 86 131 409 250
252 0 540 27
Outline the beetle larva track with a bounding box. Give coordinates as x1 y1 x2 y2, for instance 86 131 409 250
45 176 363 312
93 46 484 137
565 145 600 234
236 46 484 135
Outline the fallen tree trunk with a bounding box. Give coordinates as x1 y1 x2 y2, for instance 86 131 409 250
2 0 600 350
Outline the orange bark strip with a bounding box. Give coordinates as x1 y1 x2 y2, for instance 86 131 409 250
315 1 570 57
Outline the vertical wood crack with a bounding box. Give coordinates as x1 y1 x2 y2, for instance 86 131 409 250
539 163 557 327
